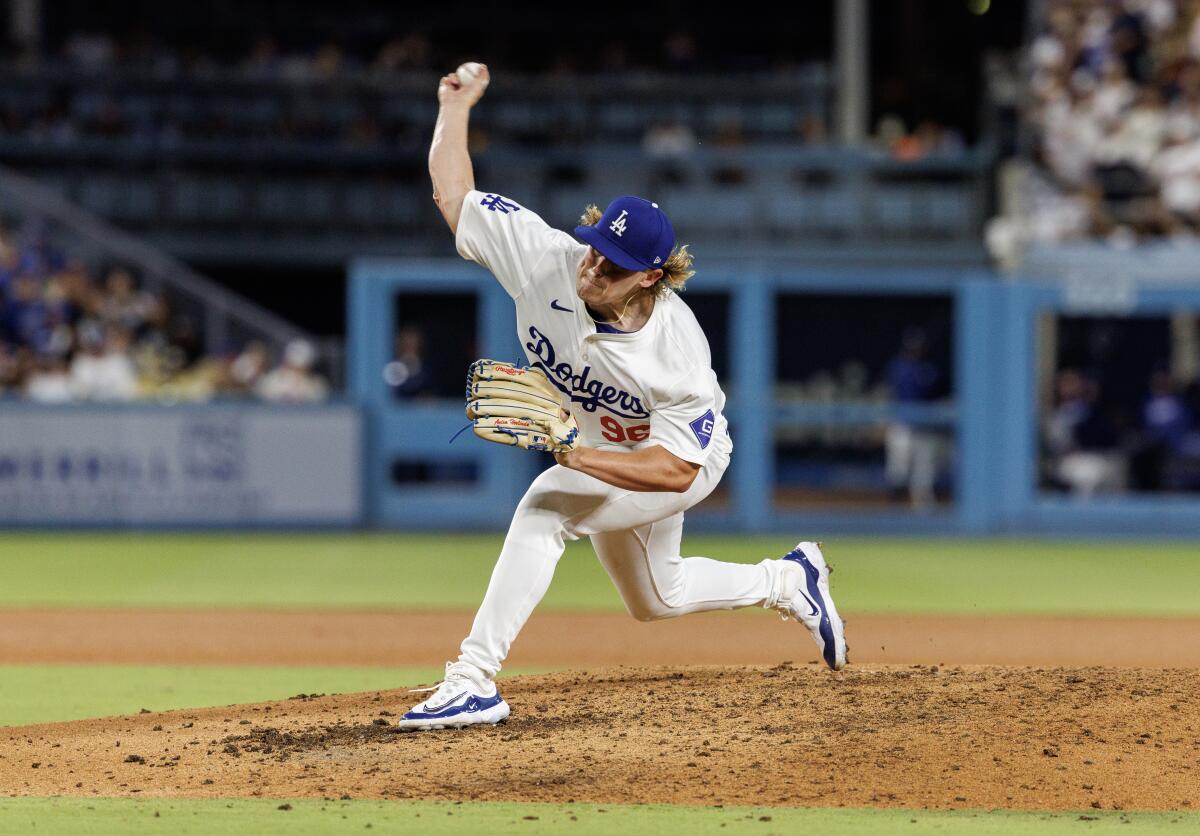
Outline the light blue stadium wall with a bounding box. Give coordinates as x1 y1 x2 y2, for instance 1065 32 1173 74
0 402 364 528
349 259 1200 536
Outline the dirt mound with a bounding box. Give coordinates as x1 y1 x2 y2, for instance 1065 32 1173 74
3 665 1198 811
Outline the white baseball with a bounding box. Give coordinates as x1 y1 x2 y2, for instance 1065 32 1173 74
456 62 487 88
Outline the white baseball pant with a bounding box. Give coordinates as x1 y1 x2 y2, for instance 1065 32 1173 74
457 445 784 679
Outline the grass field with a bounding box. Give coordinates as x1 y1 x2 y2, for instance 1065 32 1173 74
0 798 1194 836
1 533 1198 615
0 665 455 726
2 533 1198 835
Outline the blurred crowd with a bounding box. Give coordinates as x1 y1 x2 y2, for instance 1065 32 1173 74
1021 0 1200 242
0 30 826 151
1043 365 1200 494
44 30 724 80
0 28 974 159
642 113 965 165
36 28 797 80
0 221 328 403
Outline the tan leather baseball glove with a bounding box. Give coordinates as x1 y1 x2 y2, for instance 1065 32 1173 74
465 359 579 453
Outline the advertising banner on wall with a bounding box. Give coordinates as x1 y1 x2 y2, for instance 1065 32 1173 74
0 405 362 525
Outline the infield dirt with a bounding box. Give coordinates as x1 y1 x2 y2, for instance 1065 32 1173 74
2 664 1198 812
3 609 1200 811
4 608 1200 667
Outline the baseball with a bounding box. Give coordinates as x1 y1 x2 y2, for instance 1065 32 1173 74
456 62 487 87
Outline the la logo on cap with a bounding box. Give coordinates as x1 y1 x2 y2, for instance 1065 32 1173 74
609 209 629 237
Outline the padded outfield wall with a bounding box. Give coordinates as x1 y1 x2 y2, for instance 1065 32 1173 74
349 259 1200 537
2 265 1196 535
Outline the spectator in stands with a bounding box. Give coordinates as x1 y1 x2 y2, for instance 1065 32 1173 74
99 266 156 335
256 338 328 403
228 340 270 395
712 117 747 185
1041 84 1102 189
1093 59 1137 124
19 222 65 277
3 274 50 353
1110 86 1167 170
0 223 19 290
642 119 697 159
884 328 941 508
1111 3 1151 82
1149 119 1200 232
373 34 433 75
1166 61 1200 137
23 352 73 403
893 120 966 161
386 326 434 399
0 344 23 392
69 323 138 401
1043 368 1127 495
166 313 204 368
39 272 77 358
1131 369 1193 490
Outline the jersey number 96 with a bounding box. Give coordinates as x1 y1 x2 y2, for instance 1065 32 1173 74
600 415 650 443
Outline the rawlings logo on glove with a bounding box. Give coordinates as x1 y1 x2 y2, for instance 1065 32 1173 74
465 359 579 453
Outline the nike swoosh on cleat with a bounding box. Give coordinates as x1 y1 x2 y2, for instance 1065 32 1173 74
424 693 469 713
797 590 820 617
550 299 574 313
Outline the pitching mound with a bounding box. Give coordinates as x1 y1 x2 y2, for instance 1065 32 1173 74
3 665 1197 811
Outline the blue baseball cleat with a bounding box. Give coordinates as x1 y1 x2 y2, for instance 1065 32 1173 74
773 541 848 670
398 662 511 731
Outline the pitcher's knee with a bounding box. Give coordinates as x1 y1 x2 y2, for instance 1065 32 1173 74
627 602 670 622
624 593 684 622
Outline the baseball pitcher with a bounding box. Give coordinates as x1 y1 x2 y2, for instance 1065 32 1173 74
400 62 848 731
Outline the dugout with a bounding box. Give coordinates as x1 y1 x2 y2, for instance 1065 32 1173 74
348 258 1200 537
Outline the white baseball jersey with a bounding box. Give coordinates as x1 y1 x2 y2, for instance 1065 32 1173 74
455 189 731 465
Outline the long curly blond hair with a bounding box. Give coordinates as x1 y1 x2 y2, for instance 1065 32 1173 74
577 204 695 298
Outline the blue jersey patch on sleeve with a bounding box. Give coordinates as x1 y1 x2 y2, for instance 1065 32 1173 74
689 410 715 449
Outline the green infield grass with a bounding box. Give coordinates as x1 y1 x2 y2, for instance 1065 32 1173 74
0 665 545 728
0 798 1195 836
0 533 1197 616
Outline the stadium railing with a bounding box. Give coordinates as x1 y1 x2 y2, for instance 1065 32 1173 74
4 144 991 267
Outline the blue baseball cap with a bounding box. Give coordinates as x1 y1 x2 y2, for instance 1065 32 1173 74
574 196 675 272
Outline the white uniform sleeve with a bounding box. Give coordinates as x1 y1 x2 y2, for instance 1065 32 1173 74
455 190 562 299
650 372 721 466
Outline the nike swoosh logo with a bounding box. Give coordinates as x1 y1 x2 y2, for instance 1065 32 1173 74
550 299 574 313
425 693 469 713
797 590 820 617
